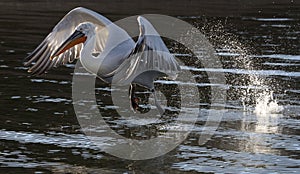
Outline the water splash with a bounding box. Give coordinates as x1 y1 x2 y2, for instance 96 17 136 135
197 20 284 114
254 90 283 115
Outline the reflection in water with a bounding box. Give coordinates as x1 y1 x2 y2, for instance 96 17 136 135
240 112 283 155
238 88 284 156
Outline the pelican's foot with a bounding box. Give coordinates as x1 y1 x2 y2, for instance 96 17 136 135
131 96 140 112
129 84 152 113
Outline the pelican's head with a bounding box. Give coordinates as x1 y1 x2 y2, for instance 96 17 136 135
51 22 96 59
76 22 96 37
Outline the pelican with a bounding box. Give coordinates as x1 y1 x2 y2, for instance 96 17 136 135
24 7 180 114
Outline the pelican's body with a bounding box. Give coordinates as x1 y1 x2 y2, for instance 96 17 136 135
24 7 180 114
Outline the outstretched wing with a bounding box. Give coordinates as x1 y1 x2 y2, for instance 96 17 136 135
24 7 131 75
112 16 181 89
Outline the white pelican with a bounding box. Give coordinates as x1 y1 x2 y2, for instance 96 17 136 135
24 7 180 114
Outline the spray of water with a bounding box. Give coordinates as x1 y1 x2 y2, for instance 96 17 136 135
254 90 284 115
196 19 283 115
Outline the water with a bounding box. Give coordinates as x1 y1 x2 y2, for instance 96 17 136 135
0 1 299 173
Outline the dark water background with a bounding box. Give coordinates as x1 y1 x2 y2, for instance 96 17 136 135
0 1 299 173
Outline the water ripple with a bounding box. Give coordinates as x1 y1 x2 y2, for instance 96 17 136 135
173 145 300 173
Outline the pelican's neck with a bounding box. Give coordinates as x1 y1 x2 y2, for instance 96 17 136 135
80 34 102 75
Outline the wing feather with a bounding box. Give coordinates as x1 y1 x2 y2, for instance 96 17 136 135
112 16 181 89
24 7 114 75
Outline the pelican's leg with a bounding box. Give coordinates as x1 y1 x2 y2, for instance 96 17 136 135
151 89 165 116
129 84 139 112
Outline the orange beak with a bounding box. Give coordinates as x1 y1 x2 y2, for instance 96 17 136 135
51 30 87 60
